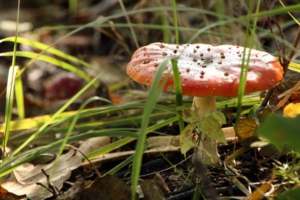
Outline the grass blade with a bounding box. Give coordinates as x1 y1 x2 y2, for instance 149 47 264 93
15 69 24 120
171 59 184 132
2 66 19 159
0 37 91 68
131 58 171 199
0 51 92 83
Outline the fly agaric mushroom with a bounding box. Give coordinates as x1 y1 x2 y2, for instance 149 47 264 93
127 43 283 165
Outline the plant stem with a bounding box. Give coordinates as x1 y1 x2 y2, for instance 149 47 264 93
192 96 219 165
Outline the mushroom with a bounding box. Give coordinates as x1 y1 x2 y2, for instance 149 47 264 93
126 43 283 165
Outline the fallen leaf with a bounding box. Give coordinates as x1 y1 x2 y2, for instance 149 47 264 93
147 136 179 149
151 173 170 194
81 175 135 200
56 175 84 200
0 187 22 200
237 117 257 147
141 179 166 200
79 136 110 155
2 149 82 200
283 102 300 118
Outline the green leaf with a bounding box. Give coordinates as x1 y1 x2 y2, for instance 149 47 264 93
198 117 227 144
211 111 226 124
276 187 300 200
258 114 300 152
179 124 195 156
181 107 199 124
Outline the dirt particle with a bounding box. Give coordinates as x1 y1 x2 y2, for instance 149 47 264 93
162 52 167 56
220 53 225 59
159 43 165 48
143 60 150 64
193 58 197 62
224 72 229 76
186 68 190 72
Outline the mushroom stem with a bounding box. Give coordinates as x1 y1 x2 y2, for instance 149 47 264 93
192 96 220 165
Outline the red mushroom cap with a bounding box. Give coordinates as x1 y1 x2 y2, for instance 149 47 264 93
44 72 82 101
127 43 283 97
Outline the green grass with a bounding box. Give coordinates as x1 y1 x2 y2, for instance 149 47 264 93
1 0 300 199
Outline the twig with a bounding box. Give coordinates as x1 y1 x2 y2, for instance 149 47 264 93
283 26 300 73
260 1 300 108
263 0 286 65
272 81 300 112
118 0 139 49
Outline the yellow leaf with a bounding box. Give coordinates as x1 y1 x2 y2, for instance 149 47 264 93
237 117 257 147
283 102 300 118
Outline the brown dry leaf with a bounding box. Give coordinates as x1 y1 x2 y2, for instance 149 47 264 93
147 136 179 149
81 175 134 200
0 187 21 200
56 175 84 200
237 117 258 147
248 183 272 200
2 149 82 200
268 81 300 109
151 173 170 194
78 136 110 155
283 102 300 118
140 179 166 200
